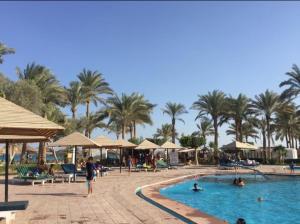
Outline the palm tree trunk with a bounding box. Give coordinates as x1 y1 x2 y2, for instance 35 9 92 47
38 142 46 164
288 129 291 148
172 118 175 143
129 125 133 139
8 144 16 165
133 120 136 139
51 148 58 163
239 121 243 142
20 143 27 164
213 117 218 150
235 119 239 141
122 124 125 139
266 118 271 160
71 108 76 119
285 134 289 148
85 100 90 137
194 148 198 165
261 127 266 163
38 142 42 164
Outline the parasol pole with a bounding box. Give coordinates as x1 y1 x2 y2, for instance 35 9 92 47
5 140 9 202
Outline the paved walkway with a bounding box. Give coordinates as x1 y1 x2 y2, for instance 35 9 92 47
0 165 297 224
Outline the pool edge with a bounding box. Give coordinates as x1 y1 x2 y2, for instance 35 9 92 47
136 173 228 224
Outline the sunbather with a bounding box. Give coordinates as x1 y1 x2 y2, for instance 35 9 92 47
37 159 48 173
48 164 55 176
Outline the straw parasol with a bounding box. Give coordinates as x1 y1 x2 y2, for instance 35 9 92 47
93 135 123 173
49 132 99 147
114 139 137 148
161 141 183 149
0 97 64 203
135 139 160 150
161 141 183 165
49 132 100 181
221 141 257 152
93 136 119 147
0 97 63 138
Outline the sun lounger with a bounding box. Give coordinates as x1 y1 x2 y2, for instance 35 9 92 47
136 163 154 172
14 166 53 186
240 159 260 167
0 201 28 224
156 160 169 170
61 164 86 177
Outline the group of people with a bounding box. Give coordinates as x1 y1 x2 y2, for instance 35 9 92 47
233 177 245 187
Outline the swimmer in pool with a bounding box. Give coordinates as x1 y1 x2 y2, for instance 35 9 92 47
257 197 264 202
237 177 245 187
192 183 203 192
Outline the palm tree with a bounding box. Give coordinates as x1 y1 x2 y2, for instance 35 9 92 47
226 122 258 142
154 124 174 142
162 102 187 143
131 94 155 138
0 42 15 64
0 73 12 98
279 64 300 99
274 103 300 148
106 120 122 139
16 63 65 164
78 69 113 136
192 117 214 146
17 63 66 114
107 93 154 139
192 90 226 151
225 94 253 141
106 93 134 139
79 112 106 138
44 104 67 163
65 81 82 119
252 90 280 159
273 145 287 164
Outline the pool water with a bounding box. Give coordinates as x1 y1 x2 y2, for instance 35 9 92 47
160 175 300 224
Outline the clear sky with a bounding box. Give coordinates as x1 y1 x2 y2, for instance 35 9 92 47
1 1 300 145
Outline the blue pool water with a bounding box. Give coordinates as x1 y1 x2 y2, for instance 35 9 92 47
160 174 300 224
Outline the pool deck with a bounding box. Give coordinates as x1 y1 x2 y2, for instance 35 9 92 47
0 165 299 224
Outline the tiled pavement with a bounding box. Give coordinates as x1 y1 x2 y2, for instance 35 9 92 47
1 168 202 224
0 165 296 224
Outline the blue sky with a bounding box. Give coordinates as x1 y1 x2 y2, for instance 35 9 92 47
1 2 300 145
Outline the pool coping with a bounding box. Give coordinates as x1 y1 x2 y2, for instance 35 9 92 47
136 172 231 224
137 171 300 224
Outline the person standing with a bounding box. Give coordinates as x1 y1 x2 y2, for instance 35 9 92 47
86 157 94 197
128 155 133 174
290 161 295 174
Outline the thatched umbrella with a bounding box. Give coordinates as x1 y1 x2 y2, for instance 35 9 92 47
221 141 257 154
93 136 121 174
114 139 136 173
135 140 160 165
49 132 100 181
135 139 160 150
0 97 64 203
161 141 183 165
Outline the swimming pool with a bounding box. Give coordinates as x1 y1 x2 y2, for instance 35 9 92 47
160 174 300 224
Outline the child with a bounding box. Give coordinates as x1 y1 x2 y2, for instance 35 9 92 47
86 157 94 197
